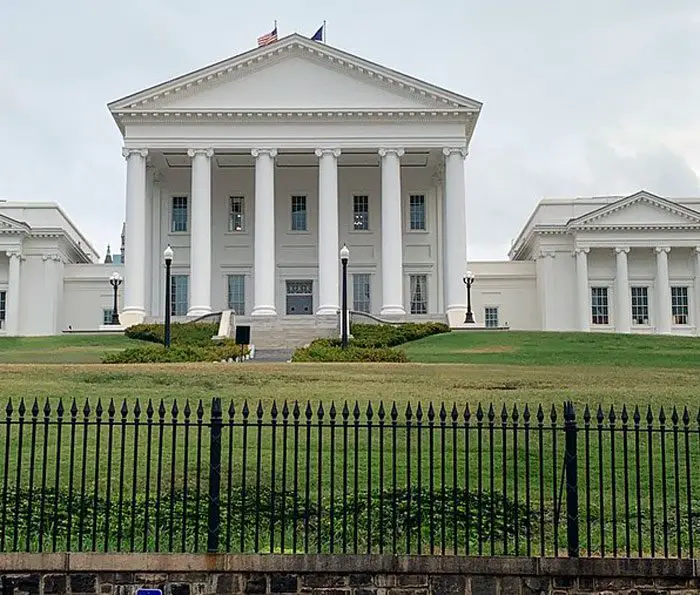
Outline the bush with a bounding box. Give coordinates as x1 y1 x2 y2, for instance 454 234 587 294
349 322 450 348
124 322 220 346
292 343 407 363
103 341 248 364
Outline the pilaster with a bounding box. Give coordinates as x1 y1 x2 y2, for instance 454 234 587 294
42 253 62 334
574 247 590 331
615 247 631 333
536 249 556 330
694 247 700 336
654 246 671 334
5 250 23 336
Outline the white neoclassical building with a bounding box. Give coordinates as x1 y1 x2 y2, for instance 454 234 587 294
1 34 700 342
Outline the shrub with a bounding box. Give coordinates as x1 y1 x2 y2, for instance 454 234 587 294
103 341 248 364
125 322 219 346
292 343 407 363
349 322 450 348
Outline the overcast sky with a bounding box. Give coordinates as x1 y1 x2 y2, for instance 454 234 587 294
1 0 699 260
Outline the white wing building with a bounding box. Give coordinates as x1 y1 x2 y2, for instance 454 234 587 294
1 35 700 340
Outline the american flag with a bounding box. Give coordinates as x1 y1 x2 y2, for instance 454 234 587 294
257 26 278 47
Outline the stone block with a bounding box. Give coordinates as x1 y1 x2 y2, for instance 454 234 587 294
136 573 169 584
396 576 428 587
301 575 347 588
594 578 634 591
71 573 98 593
216 574 240 593
553 577 575 589
522 577 548 595
5 574 41 594
500 577 521 595
374 576 396 588
431 576 466 595
356 589 377 595
387 589 427 595
349 575 374 587
245 574 268 594
43 574 67 594
271 574 298 593
577 578 595 592
471 577 498 595
169 584 191 595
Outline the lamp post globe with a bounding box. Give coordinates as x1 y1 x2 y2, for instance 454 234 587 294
163 245 174 348
463 269 476 324
109 271 123 325
340 244 350 349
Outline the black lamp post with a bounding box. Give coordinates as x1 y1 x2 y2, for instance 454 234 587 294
109 272 123 325
463 270 475 324
164 245 174 349
340 244 349 349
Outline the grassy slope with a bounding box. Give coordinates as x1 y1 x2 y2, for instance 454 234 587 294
404 330 700 367
0 335 142 364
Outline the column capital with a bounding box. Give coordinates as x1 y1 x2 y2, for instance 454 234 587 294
443 147 468 158
315 148 341 158
615 246 630 254
251 148 278 158
695 246 700 254
187 148 214 159
41 253 62 263
378 148 405 158
655 246 671 254
537 249 556 259
6 250 22 260
121 148 148 159
574 247 590 255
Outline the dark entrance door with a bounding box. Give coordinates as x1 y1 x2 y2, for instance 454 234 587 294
286 280 313 315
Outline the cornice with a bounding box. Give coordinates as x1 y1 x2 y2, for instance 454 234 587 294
109 36 482 114
572 223 700 232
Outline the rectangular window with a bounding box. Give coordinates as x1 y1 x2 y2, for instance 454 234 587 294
229 196 245 232
409 194 426 230
353 195 369 231
227 275 246 315
631 286 649 325
671 286 689 325
484 306 499 328
171 196 188 232
591 287 609 325
409 274 428 314
353 273 371 313
291 195 307 231
0 291 6 329
171 275 189 316
103 308 114 325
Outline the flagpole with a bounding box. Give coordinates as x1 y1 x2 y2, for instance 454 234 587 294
323 20 326 42
274 19 278 32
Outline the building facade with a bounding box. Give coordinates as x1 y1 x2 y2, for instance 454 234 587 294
1 36 700 338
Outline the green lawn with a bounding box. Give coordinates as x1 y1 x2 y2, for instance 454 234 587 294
0 335 142 364
404 330 700 367
0 331 698 557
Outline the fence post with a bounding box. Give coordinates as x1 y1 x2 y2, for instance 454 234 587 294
564 401 579 557
207 397 223 553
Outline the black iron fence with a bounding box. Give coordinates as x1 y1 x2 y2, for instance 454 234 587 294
0 398 698 558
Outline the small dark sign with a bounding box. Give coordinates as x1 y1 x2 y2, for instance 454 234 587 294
136 590 163 595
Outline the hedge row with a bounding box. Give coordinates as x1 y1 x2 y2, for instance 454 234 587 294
291 321 449 362
103 341 248 364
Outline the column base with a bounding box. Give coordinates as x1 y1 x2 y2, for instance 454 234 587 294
446 308 469 328
251 305 277 317
119 309 146 328
380 305 406 316
316 305 339 316
187 306 213 318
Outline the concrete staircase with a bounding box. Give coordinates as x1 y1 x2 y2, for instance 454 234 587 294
238 315 338 349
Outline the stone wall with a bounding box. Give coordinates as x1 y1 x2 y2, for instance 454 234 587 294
0 554 697 595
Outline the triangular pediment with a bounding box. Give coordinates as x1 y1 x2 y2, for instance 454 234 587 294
109 34 482 114
568 191 700 229
0 213 30 233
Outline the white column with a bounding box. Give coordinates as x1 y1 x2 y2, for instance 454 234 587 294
5 250 22 336
187 148 214 317
251 148 278 316
443 147 468 323
379 148 405 315
120 147 149 327
575 247 590 331
615 247 631 333
655 246 671 334
150 171 163 317
315 148 341 315
694 247 700 336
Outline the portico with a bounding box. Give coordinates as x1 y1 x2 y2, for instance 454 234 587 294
109 34 481 328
